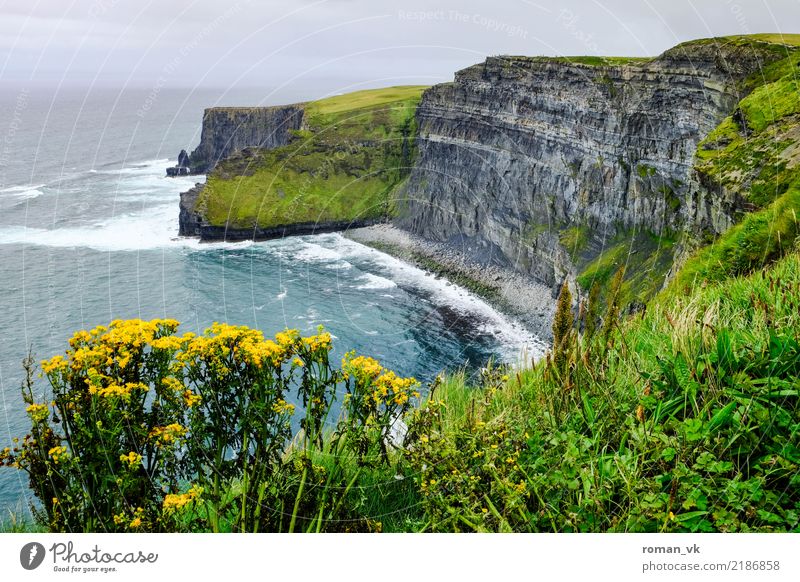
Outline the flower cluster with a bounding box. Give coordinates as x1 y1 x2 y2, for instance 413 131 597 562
162 485 203 513
271 399 296 415
342 354 383 380
113 506 145 530
149 423 187 445
26 403 49 422
342 353 420 409
6 318 420 533
48 446 68 464
119 451 142 468
92 381 149 400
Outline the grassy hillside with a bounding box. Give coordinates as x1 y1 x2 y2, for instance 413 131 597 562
670 44 800 293
196 86 426 229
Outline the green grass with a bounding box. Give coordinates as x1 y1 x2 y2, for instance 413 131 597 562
198 86 427 229
405 246 800 531
576 230 676 305
669 185 800 293
729 33 800 47
683 42 800 290
739 76 800 133
304 86 429 116
559 225 590 259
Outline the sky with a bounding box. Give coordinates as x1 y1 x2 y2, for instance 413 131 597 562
0 0 797 99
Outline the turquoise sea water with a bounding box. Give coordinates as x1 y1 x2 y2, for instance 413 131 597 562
0 87 545 515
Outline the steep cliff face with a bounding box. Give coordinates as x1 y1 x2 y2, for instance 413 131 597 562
395 38 791 295
186 105 305 173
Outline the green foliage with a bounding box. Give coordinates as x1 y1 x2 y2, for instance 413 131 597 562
550 56 653 67
695 49 800 209
576 230 675 308
198 86 425 229
740 77 800 133
404 251 800 532
559 225 590 259
670 186 800 292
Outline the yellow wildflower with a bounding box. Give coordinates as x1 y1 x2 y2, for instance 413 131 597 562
119 451 142 468
342 354 383 380
183 390 202 407
162 485 203 513
48 446 68 464
26 403 49 422
41 355 68 374
162 376 184 392
149 423 187 445
271 399 295 415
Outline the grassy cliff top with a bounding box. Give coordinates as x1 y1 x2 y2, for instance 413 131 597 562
304 85 429 116
493 34 800 70
197 85 427 229
676 32 800 48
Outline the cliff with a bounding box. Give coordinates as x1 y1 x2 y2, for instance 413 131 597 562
182 105 305 174
177 35 800 310
395 36 797 300
178 86 425 240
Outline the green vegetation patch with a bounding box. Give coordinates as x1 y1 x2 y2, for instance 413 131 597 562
559 225 591 259
669 185 800 293
739 76 800 133
577 229 676 306
198 86 427 229
402 246 800 532
696 48 800 209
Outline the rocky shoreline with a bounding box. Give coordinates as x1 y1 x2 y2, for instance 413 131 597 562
345 224 556 341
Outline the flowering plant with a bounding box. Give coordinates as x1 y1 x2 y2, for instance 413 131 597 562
1 319 419 533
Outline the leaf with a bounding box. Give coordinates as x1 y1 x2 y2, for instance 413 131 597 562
717 329 735 377
581 391 596 425
682 418 707 442
675 510 708 522
708 401 737 431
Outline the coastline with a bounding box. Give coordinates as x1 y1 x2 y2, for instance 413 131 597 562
345 224 556 342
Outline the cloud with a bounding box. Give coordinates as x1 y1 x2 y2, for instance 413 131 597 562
0 0 795 88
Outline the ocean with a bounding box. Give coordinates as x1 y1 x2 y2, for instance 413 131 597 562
0 86 545 515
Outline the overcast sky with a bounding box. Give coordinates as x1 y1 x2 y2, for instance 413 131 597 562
1 0 797 97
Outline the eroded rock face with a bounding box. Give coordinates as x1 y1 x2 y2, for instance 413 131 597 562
178 183 205 236
396 42 781 290
186 105 304 173
166 149 191 177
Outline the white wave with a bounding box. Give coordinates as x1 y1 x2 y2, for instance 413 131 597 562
99 158 172 176
1 188 44 200
0 159 215 251
276 288 287 300
0 202 255 251
355 273 397 290
1 183 45 193
305 233 548 362
292 240 344 262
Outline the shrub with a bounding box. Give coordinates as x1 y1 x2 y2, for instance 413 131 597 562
0 320 419 532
